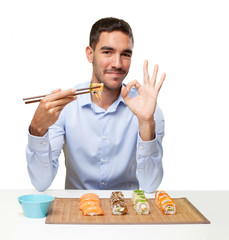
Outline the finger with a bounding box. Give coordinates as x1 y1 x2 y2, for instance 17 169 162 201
151 64 159 87
46 88 77 102
143 60 150 84
44 95 77 110
121 85 131 105
125 80 142 92
155 73 166 93
46 105 64 115
49 100 72 114
51 88 62 94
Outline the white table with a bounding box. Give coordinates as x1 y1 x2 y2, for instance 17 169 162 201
1 190 228 240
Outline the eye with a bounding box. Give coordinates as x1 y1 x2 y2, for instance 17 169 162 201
102 51 111 55
122 53 132 58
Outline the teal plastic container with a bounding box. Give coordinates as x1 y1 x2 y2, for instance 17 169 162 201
18 194 55 218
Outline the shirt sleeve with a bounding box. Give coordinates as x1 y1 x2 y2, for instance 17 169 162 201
136 105 165 193
26 115 65 191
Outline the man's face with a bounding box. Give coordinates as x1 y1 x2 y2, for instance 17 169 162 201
91 31 133 90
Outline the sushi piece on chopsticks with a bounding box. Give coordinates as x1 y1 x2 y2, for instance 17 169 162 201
155 190 176 215
110 191 128 215
132 190 150 215
90 83 104 100
79 193 104 216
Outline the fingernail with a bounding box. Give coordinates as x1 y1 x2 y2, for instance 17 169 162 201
72 88 76 93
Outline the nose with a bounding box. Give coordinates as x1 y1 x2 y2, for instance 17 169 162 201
112 54 122 69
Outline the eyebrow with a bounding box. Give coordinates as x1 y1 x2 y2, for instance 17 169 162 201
100 46 132 55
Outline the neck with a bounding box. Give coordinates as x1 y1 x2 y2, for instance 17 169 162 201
91 85 121 110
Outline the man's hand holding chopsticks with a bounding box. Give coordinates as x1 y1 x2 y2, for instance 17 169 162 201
30 88 77 136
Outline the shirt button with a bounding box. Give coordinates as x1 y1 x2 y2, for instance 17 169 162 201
102 160 106 164
101 181 105 186
42 141 47 145
103 136 107 140
139 145 143 150
138 168 142 172
45 164 49 167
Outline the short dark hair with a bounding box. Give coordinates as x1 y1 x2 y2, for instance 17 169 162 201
89 17 134 50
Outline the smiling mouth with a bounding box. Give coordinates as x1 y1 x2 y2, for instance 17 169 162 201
107 72 124 77
104 69 126 75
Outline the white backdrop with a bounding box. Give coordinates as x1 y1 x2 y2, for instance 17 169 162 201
0 0 228 190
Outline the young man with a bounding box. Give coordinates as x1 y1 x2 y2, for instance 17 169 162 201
27 17 166 193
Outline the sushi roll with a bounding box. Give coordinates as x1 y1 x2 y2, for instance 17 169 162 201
132 190 145 195
132 190 150 215
133 196 147 210
131 190 145 202
135 200 150 215
132 193 146 206
110 191 125 200
155 190 176 215
161 201 176 215
111 200 128 215
110 191 128 215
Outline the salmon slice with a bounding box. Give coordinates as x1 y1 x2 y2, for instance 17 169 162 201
79 197 100 206
79 193 99 202
79 200 100 211
82 205 104 216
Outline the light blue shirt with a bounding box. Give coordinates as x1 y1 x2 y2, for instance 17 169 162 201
26 82 165 193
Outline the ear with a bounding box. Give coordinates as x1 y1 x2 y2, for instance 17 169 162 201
86 46 93 63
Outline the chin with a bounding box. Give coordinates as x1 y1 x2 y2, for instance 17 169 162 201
108 80 123 89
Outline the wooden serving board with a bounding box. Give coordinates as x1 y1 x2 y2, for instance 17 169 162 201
45 198 210 224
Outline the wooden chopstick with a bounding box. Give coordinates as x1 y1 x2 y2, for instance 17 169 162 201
23 86 100 104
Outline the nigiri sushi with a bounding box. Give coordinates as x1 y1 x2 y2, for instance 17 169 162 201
82 205 104 216
79 193 104 216
79 200 100 211
79 193 99 201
